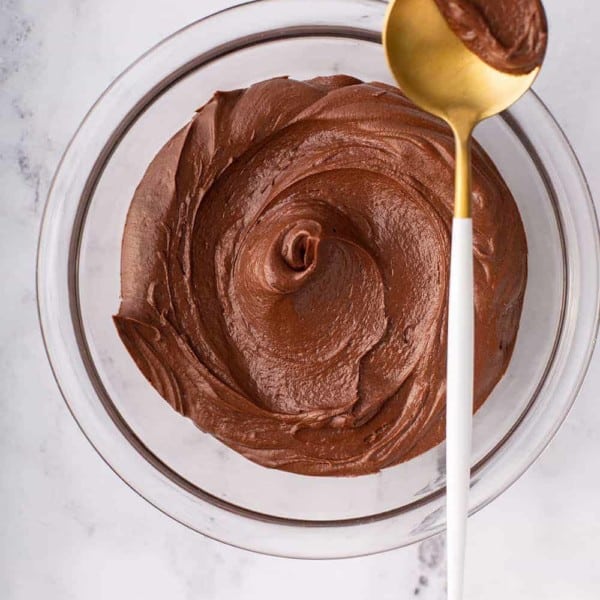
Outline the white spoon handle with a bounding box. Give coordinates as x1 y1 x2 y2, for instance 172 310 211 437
446 217 474 600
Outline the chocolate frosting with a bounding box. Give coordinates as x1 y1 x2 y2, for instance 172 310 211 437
434 0 547 74
114 76 527 476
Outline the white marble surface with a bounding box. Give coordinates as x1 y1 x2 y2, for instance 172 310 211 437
1 0 600 598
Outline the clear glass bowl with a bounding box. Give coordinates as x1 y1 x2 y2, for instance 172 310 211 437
37 0 600 558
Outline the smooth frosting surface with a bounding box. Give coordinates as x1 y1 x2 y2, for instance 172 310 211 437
114 76 527 476
434 0 547 74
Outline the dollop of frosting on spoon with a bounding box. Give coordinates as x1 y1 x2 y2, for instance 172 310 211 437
434 0 548 74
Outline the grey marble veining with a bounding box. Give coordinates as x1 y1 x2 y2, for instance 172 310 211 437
1 1 599 599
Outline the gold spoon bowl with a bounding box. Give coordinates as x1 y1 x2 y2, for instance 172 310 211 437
383 0 539 216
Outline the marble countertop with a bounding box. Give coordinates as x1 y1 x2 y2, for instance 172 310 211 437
2 1 599 598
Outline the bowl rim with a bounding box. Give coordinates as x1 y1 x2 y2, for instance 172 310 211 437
36 0 600 558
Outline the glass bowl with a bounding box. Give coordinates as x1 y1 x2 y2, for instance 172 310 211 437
37 0 599 558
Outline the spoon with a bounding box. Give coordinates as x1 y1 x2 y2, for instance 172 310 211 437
383 1 539 598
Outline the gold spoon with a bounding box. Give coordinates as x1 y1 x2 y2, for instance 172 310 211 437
383 1 540 598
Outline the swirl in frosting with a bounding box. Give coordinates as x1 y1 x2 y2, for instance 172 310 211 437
114 76 527 476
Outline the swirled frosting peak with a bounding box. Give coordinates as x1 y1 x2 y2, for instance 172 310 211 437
114 76 527 476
